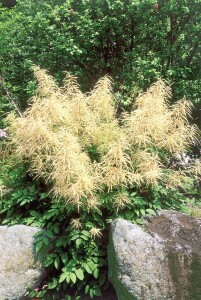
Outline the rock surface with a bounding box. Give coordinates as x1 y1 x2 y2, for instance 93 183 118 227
108 210 201 300
0 225 45 300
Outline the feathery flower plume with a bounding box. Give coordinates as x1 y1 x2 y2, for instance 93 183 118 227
7 67 200 209
89 227 102 239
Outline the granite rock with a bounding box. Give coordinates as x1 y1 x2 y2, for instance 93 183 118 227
108 210 201 300
0 225 45 300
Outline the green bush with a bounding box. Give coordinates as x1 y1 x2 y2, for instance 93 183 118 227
0 0 200 126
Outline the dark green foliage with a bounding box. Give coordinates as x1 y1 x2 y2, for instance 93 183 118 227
0 0 200 126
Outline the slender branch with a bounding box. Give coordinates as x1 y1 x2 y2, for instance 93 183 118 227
0 74 22 117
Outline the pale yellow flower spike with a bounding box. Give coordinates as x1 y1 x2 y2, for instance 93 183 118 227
70 218 82 229
89 227 102 239
7 67 200 210
113 193 131 213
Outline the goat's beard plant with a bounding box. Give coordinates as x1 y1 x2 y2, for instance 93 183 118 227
7 66 199 210
5 67 201 298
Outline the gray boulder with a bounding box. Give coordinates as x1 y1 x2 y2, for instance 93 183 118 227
0 225 45 300
108 210 201 300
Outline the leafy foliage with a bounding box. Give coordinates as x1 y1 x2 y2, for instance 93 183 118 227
0 0 200 126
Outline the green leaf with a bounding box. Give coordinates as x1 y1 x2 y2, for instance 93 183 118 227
46 230 54 238
44 256 54 267
136 219 144 225
59 272 68 283
70 234 80 241
35 240 43 253
93 268 99 279
61 253 68 264
6 208 14 217
94 286 102 296
81 230 90 237
28 290 37 298
89 288 94 298
80 234 88 241
85 285 90 294
54 256 60 269
84 263 92 274
75 268 84 280
43 236 49 246
55 239 64 247
70 272 76 284
146 208 155 215
36 290 46 297
86 260 97 272
67 259 77 268
76 238 82 246
48 278 58 289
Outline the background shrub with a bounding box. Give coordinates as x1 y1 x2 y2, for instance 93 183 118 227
0 0 200 126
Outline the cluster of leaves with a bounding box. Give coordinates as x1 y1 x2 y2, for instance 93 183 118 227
0 0 200 127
